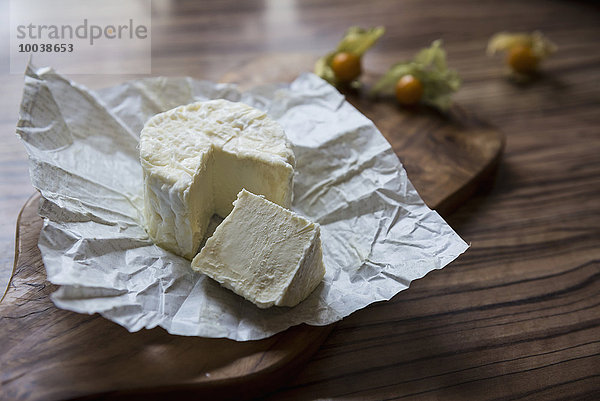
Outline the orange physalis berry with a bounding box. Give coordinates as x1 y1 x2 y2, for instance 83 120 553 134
395 74 424 106
331 52 362 83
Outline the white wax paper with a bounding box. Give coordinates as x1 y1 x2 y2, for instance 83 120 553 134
16 64 468 341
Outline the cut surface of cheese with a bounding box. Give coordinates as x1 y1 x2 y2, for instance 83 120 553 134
140 100 295 259
191 189 325 309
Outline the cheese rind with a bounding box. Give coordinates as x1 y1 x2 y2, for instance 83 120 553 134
191 189 326 308
140 100 295 259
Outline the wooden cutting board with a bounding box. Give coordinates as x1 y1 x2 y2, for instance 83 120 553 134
0 54 503 401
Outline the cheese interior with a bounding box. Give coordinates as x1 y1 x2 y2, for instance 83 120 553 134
192 189 325 308
140 100 295 259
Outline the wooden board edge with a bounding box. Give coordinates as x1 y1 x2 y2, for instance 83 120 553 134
66 325 333 401
0 192 41 304
434 129 505 216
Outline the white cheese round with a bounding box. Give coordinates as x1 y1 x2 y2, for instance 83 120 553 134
140 99 295 259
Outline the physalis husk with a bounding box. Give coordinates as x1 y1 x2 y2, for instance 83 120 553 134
371 40 461 110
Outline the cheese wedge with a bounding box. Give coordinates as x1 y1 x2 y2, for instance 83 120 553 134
140 100 295 259
191 189 325 308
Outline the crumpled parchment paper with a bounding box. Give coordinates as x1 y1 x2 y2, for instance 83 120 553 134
16 64 468 341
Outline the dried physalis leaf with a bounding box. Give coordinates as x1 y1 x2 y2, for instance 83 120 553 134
371 40 461 110
315 26 385 86
487 31 556 75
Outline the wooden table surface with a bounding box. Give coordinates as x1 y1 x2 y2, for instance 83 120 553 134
1 0 599 400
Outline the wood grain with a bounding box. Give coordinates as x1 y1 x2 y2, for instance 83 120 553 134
1 0 599 400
